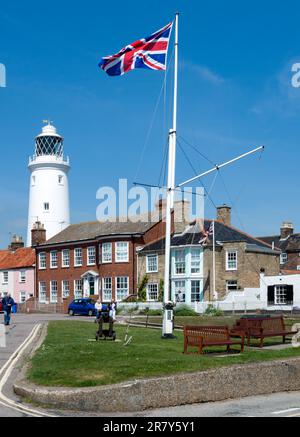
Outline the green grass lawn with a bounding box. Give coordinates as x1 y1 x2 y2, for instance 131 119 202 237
131 315 299 329
131 315 239 327
27 320 300 388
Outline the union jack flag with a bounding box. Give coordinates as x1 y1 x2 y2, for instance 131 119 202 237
199 222 214 246
99 22 173 76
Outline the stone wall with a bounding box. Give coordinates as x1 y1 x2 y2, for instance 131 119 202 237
204 242 280 299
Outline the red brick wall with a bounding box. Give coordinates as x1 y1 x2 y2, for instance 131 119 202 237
35 215 172 302
35 237 144 301
143 212 173 245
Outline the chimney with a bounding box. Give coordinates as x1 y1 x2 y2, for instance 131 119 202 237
8 235 24 251
31 221 46 246
280 222 293 240
155 199 166 222
174 200 191 234
217 205 231 227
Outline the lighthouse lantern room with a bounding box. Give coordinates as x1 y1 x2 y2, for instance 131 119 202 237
27 121 71 246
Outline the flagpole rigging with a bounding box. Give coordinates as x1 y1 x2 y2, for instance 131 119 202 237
162 12 179 338
178 146 264 188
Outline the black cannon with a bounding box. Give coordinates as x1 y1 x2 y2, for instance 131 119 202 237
95 304 116 341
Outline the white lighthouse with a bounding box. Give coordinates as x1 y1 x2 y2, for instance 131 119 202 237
27 121 71 246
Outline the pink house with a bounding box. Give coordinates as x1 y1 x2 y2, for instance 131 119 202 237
0 247 35 303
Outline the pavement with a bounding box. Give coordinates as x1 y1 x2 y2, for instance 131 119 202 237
0 313 300 417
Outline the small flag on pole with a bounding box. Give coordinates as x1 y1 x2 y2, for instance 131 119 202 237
199 222 214 245
99 22 173 76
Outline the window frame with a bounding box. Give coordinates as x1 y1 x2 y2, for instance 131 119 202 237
226 250 238 271
74 279 83 299
147 283 159 301
62 280 70 299
174 249 186 275
20 291 26 303
115 242 129 263
50 280 58 303
101 243 112 264
274 285 288 305
280 252 288 265
50 251 58 269
146 254 158 273
74 248 83 267
102 277 112 302
19 270 26 283
2 271 8 284
116 276 129 301
87 246 96 266
190 249 201 275
39 252 46 270
226 280 238 292
173 280 186 303
62 249 70 268
191 280 201 303
39 281 46 303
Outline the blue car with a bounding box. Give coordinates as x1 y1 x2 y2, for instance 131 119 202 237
68 298 97 316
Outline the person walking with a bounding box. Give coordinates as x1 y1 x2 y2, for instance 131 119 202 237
2 294 15 326
109 300 117 321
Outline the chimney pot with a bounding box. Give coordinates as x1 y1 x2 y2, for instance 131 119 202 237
280 222 293 240
31 221 46 246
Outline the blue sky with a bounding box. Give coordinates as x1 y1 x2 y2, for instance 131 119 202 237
1 0 300 246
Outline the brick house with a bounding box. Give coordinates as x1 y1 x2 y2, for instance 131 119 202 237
258 222 300 272
138 206 280 303
32 199 184 304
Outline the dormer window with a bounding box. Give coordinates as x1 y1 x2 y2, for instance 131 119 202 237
280 253 288 265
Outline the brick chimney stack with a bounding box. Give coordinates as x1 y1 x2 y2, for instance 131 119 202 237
217 205 231 227
280 222 294 240
8 235 24 251
174 200 191 234
31 221 46 247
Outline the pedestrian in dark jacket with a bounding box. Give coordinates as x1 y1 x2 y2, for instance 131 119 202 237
2 294 15 326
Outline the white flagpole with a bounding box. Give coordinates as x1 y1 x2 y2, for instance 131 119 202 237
163 12 179 338
212 220 216 300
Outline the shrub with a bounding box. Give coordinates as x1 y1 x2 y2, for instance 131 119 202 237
138 275 149 302
146 309 163 316
204 304 224 317
174 304 198 317
158 279 164 302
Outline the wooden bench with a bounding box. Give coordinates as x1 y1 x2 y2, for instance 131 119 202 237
183 325 245 355
231 315 298 348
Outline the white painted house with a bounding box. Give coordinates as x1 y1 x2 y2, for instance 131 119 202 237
171 246 204 305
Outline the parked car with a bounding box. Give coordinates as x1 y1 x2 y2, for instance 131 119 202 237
68 298 97 316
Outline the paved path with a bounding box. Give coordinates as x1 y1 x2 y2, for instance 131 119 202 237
132 392 300 418
0 312 94 417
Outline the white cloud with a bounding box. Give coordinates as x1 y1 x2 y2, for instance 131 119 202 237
182 60 225 85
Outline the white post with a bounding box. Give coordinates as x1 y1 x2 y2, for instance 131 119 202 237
162 13 179 338
212 220 217 300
